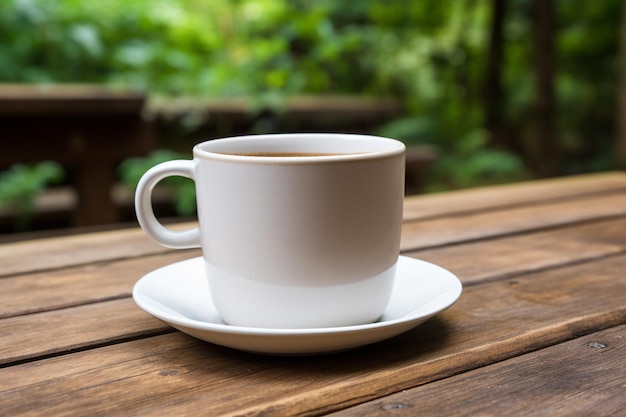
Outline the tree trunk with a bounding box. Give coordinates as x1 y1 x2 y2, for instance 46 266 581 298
617 0 626 169
484 0 514 152
530 0 559 177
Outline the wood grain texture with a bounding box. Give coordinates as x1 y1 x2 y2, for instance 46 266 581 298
1 254 625 416
0 250 200 319
409 216 626 286
0 223 197 277
403 171 626 221
0 298 171 366
2 173 626 417
329 325 626 417
1 216 625 365
0 213 626 363
400 192 626 251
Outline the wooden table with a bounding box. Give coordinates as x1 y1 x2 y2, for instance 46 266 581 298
1 172 625 416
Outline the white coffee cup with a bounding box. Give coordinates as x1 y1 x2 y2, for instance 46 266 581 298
135 133 405 328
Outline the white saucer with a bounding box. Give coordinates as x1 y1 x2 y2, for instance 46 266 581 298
132 255 462 355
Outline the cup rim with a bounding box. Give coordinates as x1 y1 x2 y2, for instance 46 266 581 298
192 133 405 164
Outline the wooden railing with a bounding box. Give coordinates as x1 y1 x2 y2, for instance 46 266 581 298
0 84 156 226
1 87 434 233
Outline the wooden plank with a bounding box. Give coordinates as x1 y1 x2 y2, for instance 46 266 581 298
0 298 171 366
329 325 626 417
408 216 626 286
401 191 626 251
403 171 626 221
0 250 200 319
1 217 625 321
1 254 625 415
0 224 197 278
0 84 145 115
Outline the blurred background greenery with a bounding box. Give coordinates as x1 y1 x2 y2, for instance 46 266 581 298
0 0 623 230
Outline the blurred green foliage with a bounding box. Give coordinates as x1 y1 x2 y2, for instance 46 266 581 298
118 150 197 216
0 161 64 230
0 0 620 196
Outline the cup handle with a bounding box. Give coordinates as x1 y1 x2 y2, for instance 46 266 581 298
135 160 201 249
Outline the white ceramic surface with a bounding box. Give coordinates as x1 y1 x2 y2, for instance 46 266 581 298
132 255 463 355
134 133 405 328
